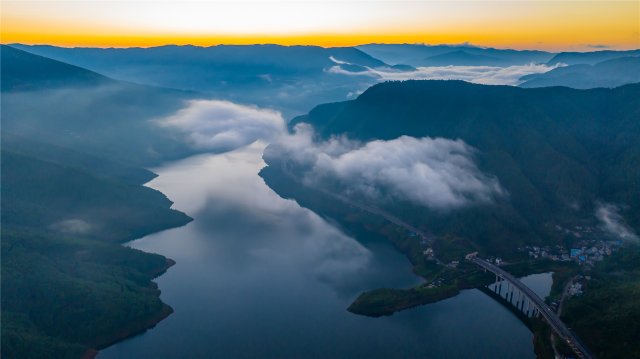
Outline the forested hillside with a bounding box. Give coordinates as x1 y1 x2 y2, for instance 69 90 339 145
1 47 194 359
282 80 640 253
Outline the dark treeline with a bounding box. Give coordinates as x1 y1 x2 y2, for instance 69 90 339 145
1 45 194 358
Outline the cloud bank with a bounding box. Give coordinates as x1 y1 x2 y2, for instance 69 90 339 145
327 57 562 86
267 124 504 210
596 203 639 242
158 99 286 152
159 99 504 211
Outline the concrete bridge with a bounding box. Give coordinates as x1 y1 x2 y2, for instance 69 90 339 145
468 254 594 359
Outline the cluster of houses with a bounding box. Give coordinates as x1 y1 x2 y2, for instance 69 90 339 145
521 239 621 266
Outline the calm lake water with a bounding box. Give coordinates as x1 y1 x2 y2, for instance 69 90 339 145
99 142 550 359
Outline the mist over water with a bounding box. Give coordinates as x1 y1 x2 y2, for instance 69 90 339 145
99 141 540 359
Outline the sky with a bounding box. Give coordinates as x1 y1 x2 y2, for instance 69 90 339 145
2 1 639 50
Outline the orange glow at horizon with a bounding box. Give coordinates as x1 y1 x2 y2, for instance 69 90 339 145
2 1 639 51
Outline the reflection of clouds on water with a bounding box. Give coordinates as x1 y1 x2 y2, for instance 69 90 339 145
145 142 392 293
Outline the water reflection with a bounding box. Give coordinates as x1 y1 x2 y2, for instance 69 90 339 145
100 142 538 359
520 272 553 299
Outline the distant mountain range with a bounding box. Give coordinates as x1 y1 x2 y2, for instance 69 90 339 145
418 49 503 66
357 43 640 69
9 44 387 82
357 43 554 66
353 44 640 89
546 49 640 65
9 44 398 117
1 45 198 166
10 43 640 110
520 56 640 89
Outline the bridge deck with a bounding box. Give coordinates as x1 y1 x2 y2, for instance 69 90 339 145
471 257 594 359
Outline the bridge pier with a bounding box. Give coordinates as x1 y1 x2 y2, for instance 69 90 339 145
517 291 522 308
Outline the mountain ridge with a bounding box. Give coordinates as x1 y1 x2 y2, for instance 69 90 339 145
356 43 554 66
520 56 640 89
547 49 640 65
1 45 109 91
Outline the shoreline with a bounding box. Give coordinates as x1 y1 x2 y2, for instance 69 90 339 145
83 170 194 358
82 257 178 359
81 165 194 359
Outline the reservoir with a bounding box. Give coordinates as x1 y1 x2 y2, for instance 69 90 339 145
99 142 550 359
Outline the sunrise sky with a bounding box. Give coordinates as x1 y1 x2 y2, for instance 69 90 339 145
2 1 639 51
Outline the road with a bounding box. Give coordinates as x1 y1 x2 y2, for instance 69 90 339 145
551 276 580 358
557 276 577 317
